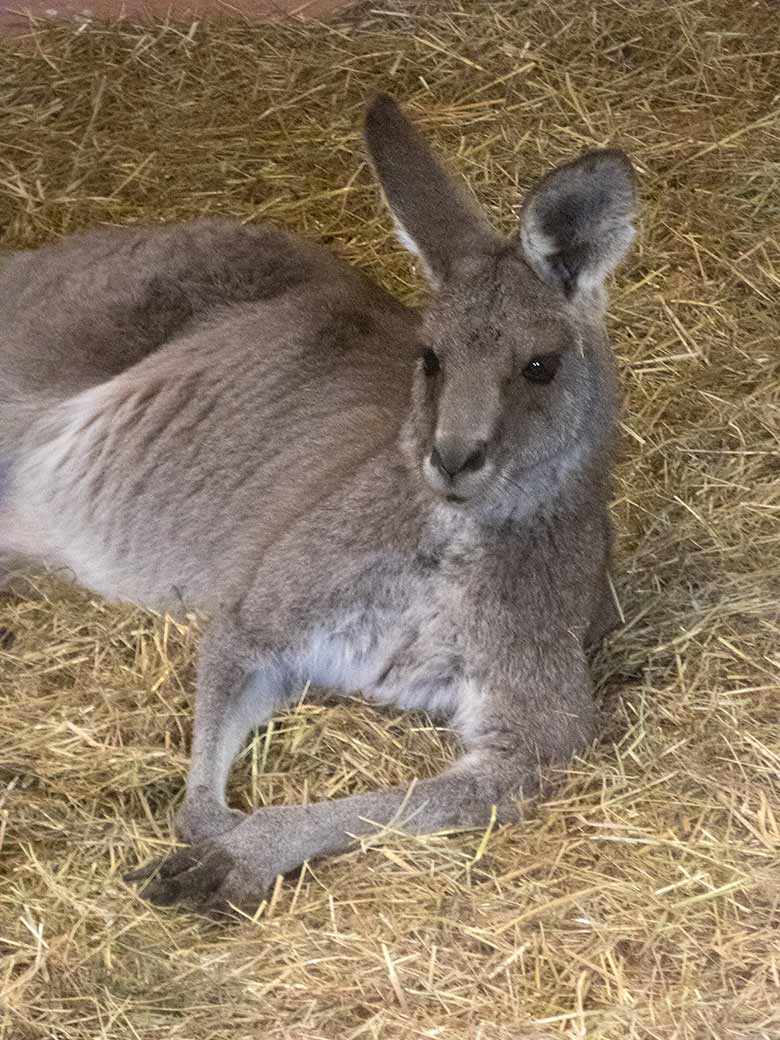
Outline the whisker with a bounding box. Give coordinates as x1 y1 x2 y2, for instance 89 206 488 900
496 472 529 498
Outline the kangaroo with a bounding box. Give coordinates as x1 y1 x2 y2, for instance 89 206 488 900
0 95 637 914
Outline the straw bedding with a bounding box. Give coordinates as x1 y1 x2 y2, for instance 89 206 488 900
0 1 778 1037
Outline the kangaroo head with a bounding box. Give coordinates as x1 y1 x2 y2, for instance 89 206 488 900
364 95 637 518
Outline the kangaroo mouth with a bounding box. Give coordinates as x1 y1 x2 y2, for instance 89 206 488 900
423 456 494 503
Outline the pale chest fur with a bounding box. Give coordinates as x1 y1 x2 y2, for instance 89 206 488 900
292 556 475 723
292 601 464 721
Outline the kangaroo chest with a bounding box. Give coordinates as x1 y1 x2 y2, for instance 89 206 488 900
294 564 475 723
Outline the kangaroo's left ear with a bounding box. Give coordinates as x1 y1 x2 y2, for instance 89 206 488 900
517 149 637 297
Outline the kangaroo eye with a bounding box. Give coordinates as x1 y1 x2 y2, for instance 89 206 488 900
523 353 560 385
419 348 441 377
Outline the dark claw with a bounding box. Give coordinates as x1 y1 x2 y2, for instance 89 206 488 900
123 859 163 884
126 844 236 908
124 846 202 884
0 628 15 650
156 847 204 879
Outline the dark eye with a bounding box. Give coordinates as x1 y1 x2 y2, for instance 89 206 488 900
523 353 560 385
419 348 441 377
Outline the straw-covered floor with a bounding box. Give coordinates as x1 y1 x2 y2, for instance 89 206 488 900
0 2 778 1037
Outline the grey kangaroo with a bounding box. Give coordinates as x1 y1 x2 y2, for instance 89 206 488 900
0 96 637 914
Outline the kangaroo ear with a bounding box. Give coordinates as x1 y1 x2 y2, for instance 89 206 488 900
517 149 637 298
363 94 499 288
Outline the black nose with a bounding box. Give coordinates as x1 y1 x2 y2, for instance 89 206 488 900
430 439 487 478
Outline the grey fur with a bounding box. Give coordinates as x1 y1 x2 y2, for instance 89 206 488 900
0 95 637 915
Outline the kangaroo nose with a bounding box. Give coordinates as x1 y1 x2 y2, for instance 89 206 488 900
430 438 487 478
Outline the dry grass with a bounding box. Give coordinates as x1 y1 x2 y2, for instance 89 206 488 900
1 1 779 1037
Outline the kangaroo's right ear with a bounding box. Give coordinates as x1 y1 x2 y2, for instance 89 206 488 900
364 95 500 288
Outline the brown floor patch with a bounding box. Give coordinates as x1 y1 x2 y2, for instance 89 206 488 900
0 0 352 33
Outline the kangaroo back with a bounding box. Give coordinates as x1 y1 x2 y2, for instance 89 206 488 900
0 217 348 454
